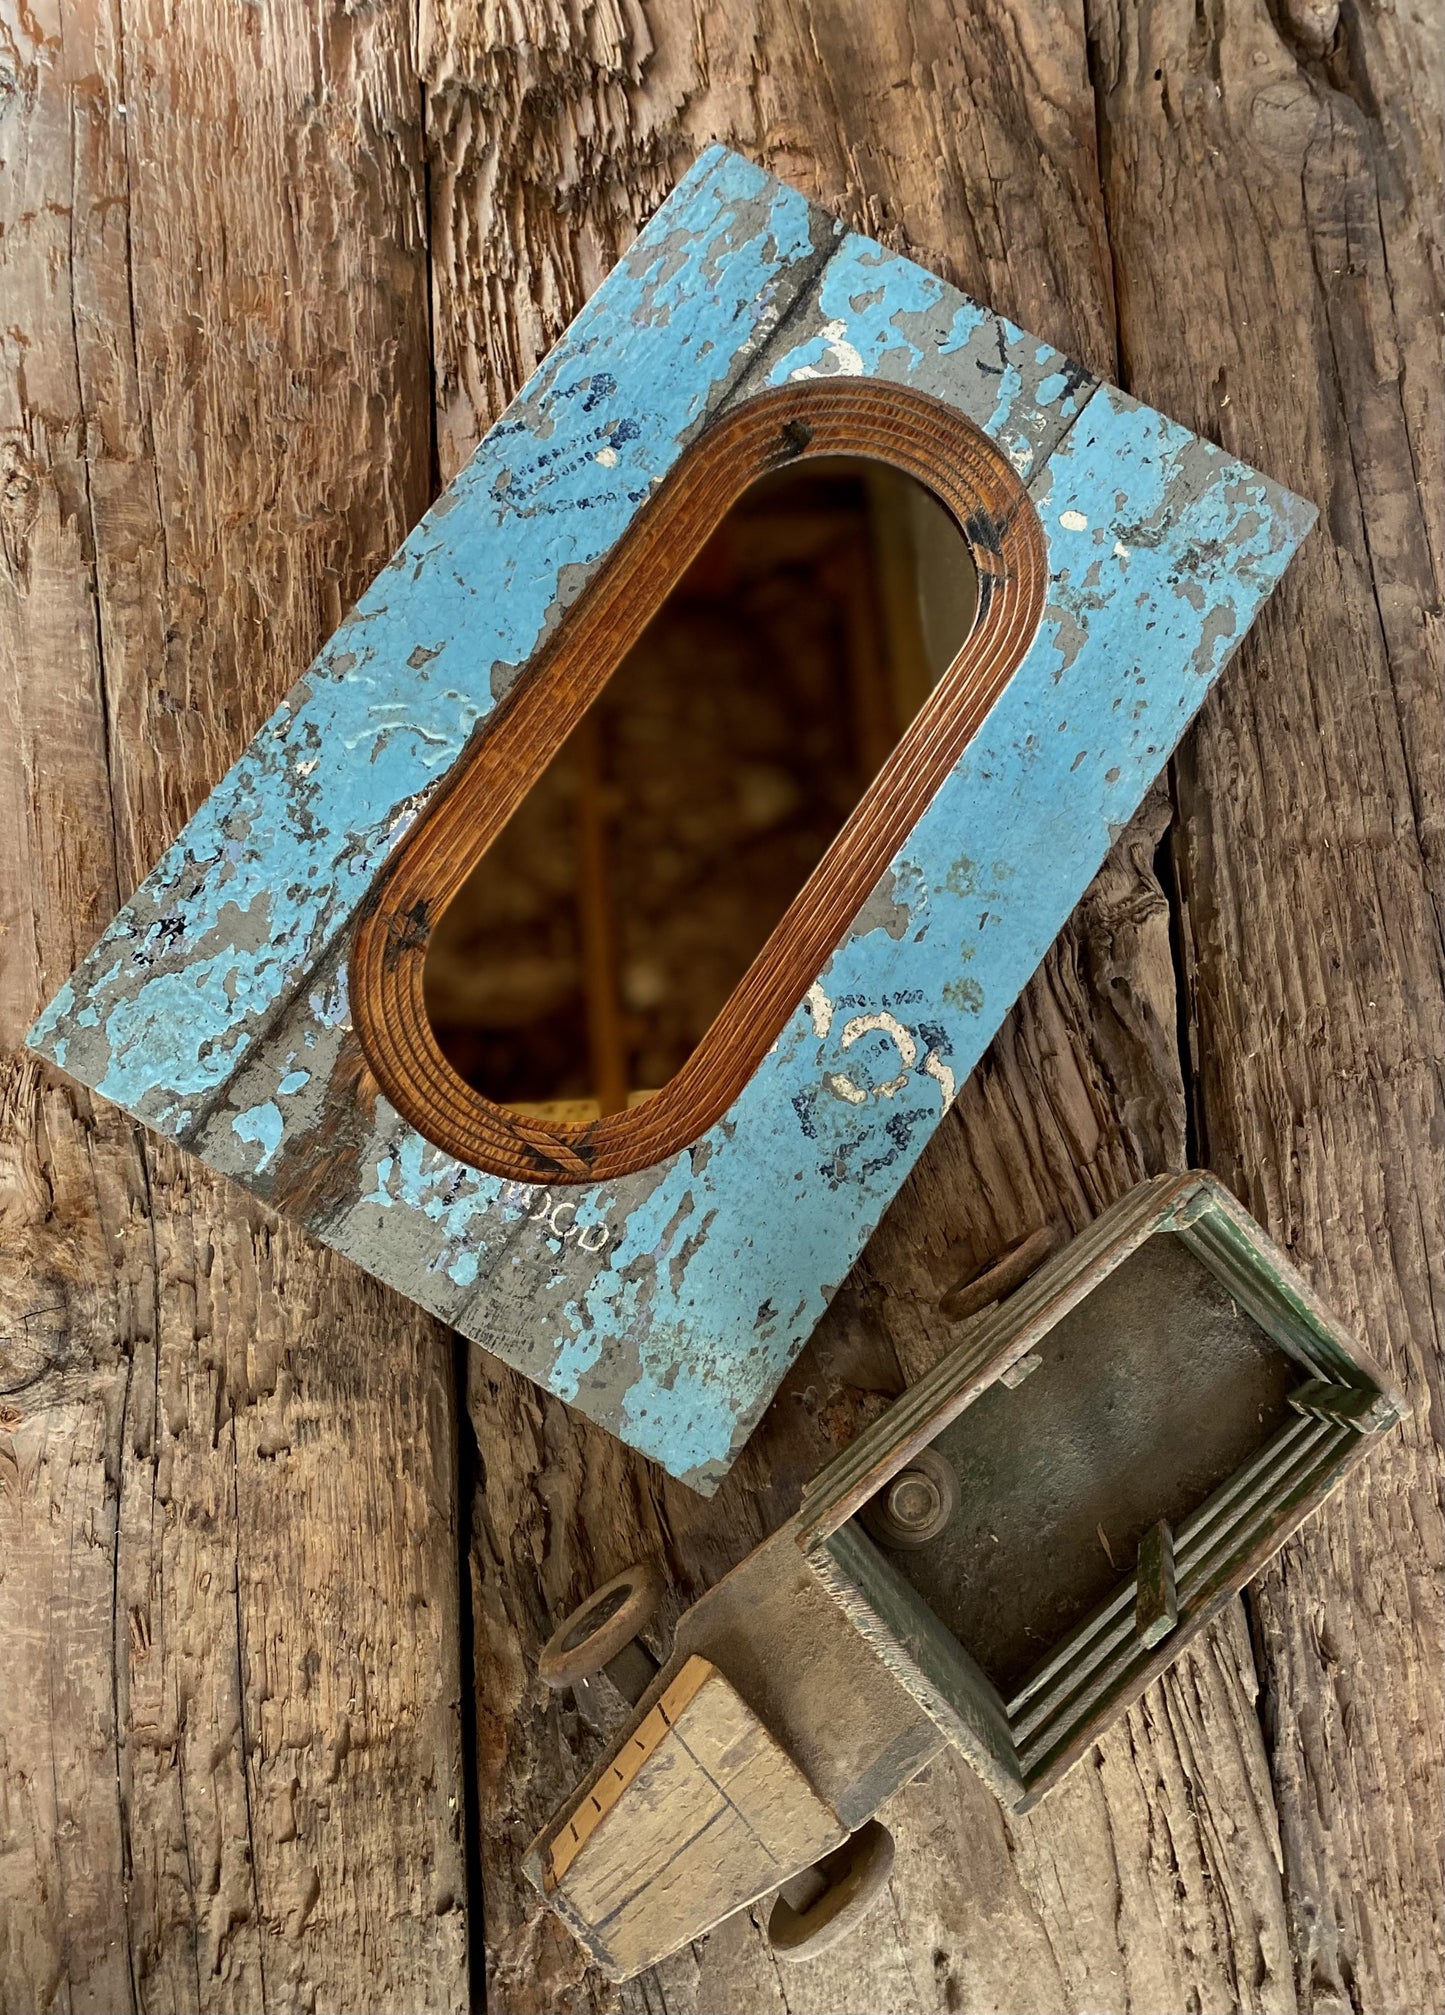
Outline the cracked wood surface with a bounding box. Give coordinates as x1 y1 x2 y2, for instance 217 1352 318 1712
2 1 1440 2012
423 1 1441 2010
1 3 468 2010
1090 4 1445 2004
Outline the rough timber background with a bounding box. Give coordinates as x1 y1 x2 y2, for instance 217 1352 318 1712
1 0 1440 2010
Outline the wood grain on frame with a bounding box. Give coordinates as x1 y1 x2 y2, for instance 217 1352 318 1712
351 379 1047 1184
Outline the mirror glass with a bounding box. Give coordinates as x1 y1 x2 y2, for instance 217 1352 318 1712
422 455 978 1121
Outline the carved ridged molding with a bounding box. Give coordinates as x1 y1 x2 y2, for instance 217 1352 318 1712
350 380 1048 1184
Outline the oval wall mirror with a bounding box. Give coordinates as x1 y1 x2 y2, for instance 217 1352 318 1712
351 381 1047 1184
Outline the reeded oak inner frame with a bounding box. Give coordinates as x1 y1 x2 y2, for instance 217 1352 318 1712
351 381 1048 1184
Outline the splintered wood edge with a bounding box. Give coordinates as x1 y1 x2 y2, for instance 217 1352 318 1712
538 1654 716 1893
351 377 1049 1185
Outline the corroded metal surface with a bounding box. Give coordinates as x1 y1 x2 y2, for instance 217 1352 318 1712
29 148 1316 1490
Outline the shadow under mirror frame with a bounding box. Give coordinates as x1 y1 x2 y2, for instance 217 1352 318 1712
350 380 1049 1185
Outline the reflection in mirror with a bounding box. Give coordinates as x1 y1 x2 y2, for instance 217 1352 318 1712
422 456 979 1122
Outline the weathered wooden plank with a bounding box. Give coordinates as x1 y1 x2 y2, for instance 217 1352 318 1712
533 1657 847 1979
0 2 469 2007
1089 2 1444 2008
418 2 1329 2009
0 9 141 1999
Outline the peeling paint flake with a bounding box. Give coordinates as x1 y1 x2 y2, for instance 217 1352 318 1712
804 982 834 1039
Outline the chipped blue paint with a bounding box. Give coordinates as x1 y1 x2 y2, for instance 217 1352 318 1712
761 236 1090 479
233 1101 283 1171
770 236 945 376
29 150 1314 1492
29 146 834 1135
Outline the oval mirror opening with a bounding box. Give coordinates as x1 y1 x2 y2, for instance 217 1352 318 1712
420 455 979 1126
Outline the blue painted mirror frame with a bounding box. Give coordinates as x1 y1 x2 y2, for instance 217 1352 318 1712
350 374 1048 1187
29 148 1316 1492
